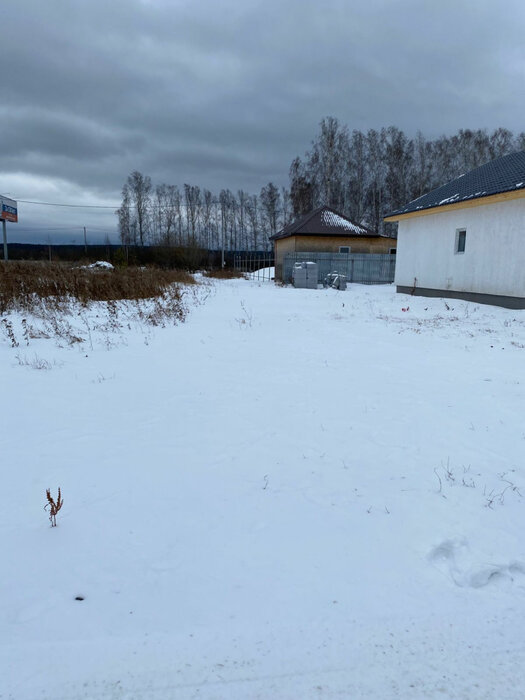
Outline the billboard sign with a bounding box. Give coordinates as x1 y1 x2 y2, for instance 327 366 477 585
0 196 18 223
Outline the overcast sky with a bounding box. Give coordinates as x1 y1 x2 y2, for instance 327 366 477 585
2 0 524 243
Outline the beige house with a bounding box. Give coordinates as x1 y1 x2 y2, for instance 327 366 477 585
271 206 396 281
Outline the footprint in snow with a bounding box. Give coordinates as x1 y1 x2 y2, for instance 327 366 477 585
428 538 525 589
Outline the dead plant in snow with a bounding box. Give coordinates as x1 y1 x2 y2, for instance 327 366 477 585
1 318 19 347
45 487 64 527
15 353 52 370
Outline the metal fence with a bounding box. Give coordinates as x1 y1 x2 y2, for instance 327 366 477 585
283 252 396 285
234 253 275 281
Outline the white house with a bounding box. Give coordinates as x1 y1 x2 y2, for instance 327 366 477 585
384 150 525 309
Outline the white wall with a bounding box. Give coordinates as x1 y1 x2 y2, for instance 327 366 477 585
395 198 525 298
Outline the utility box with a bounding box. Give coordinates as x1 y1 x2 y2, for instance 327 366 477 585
292 261 318 289
324 272 347 290
334 274 347 290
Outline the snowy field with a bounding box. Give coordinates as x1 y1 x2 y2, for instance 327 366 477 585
2 277 525 699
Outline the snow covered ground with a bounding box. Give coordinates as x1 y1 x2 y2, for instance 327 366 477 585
2 278 525 699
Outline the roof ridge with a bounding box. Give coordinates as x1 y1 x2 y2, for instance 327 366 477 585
272 205 378 240
319 205 375 235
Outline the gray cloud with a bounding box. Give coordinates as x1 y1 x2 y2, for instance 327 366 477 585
1 0 524 241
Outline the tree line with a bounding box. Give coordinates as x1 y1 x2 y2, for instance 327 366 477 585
117 119 525 248
290 118 525 236
117 176 287 251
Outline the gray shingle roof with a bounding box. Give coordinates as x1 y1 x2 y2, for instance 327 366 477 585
387 150 525 218
271 205 378 240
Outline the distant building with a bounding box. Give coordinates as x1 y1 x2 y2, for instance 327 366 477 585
385 151 525 308
271 206 396 281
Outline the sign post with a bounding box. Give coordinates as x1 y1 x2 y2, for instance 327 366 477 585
0 195 18 262
2 219 7 262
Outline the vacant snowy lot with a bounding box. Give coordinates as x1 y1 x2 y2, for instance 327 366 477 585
2 278 525 699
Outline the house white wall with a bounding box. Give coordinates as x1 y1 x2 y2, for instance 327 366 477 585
395 198 525 299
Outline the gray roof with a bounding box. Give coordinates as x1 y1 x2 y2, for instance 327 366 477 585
271 205 378 240
387 150 525 218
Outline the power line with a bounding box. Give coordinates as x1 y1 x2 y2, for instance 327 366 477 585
17 199 119 209
15 225 116 231
16 198 216 209
15 225 89 231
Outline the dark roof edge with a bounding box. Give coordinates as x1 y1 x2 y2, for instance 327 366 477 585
385 149 525 219
274 231 387 239
385 183 525 219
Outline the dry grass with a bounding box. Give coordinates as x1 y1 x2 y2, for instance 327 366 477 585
0 262 195 314
204 268 245 280
0 263 199 350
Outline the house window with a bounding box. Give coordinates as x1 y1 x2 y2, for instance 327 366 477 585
455 229 466 254
339 246 351 254
389 248 397 255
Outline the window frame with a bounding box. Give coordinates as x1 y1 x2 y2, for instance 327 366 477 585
455 228 466 254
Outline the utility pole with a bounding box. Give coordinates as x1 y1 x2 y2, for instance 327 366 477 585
83 226 87 254
2 219 7 262
221 202 225 268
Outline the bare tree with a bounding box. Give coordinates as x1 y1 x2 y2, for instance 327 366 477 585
202 189 215 249
153 184 180 245
260 182 281 240
412 131 434 198
289 156 314 217
116 183 133 245
126 171 152 246
365 129 387 235
489 128 514 160
346 130 367 223
237 190 248 250
184 184 201 244
307 116 349 210
246 194 260 250
281 187 292 227
384 126 414 213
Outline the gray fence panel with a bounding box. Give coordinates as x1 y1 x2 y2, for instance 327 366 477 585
283 252 396 285
234 254 275 281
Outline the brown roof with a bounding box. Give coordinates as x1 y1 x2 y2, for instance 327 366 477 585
271 205 379 240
